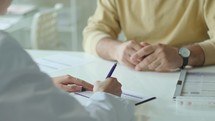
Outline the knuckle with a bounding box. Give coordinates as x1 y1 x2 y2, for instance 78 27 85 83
145 58 151 64
64 75 71 80
128 40 134 44
157 43 163 47
111 77 117 81
122 51 127 57
148 64 154 70
162 55 169 62
108 78 114 83
157 44 164 50
118 83 122 87
124 45 130 50
155 68 163 72
80 80 85 84
139 48 145 56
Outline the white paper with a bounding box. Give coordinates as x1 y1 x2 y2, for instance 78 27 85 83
8 4 36 15
0 17 21 30
35 54 93 74
70 90 156 106
182 72 215 97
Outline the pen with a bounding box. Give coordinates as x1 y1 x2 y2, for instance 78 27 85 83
135 97 156 106
81 62 117 91
106 62 117 78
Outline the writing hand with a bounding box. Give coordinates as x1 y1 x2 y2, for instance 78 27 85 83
52 75 93 92
93 77 122 96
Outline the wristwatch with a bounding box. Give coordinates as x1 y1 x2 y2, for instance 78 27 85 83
178 47 190 69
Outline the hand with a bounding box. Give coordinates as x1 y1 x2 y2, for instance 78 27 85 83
114 40 142 68
93 77 122 96
130 42 150 65
131 43 183 72
52 75 93 92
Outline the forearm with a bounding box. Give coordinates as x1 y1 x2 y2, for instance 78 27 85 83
96 37 122 61
187 44 205 67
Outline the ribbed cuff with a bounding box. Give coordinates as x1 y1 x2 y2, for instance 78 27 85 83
198 39 215 65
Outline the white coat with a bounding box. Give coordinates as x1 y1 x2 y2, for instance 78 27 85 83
0 31 135 121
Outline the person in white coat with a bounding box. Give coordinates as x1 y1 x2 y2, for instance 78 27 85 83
0 0 135 121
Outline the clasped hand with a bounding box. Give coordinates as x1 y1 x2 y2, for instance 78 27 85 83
115 41 183 72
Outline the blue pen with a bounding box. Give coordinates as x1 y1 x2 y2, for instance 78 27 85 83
106 62 117 78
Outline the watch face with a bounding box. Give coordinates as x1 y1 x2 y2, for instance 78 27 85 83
179 48 190 58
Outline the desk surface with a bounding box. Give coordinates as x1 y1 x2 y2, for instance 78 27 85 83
28 50 215 121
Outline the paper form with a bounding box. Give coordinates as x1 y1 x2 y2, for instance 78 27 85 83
182 72 215 97
0 17 21 30
35 54 93 74
70 90 156 106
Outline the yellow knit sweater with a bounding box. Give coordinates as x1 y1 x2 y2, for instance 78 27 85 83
83 0 215 65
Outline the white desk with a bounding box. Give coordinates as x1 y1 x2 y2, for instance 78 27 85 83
28 50 215 121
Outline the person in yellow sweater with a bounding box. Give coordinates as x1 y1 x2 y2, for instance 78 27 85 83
83 0 215 72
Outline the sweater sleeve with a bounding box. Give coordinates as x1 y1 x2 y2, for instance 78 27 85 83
83 0 121 55
198 0 215 65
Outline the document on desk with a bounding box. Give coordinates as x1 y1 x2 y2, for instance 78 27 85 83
173 71 215 107
8 4 37 15
0 17 21 30
35 54 93 74
181 72 215 97
70 90 156 106
174 70 215 98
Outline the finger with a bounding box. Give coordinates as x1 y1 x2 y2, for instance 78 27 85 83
131 45 155 63
155 66 175 72
118 49 135 67
169 68 180 72
154 62 172 72
130 40 142 51
130 54 142 65
135 63 149 71
105 77 122 89
135 54 156 71
154 64 166 72
57 75 76 85
60 85 83 92
116 88 122 97
73 78 93 91
126 48 137 57
94 80 101 85
123 57 135 68
126 49 141 65
137 45 155 57
148 59 161 70
140 42 150 47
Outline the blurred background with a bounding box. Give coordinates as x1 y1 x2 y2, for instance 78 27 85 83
0 0 97 51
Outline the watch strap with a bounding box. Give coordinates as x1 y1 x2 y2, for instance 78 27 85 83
180 57 188 69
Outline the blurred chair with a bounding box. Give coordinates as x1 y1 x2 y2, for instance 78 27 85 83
31 4 63 50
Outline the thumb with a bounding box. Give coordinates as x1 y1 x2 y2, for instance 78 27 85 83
95 80 101 85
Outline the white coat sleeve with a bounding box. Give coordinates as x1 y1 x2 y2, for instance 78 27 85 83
0 31 135 121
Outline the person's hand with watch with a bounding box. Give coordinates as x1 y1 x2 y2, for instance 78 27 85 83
178 47 191 69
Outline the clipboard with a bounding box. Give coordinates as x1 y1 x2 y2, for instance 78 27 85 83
173 70 187 99
173 70 215 107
